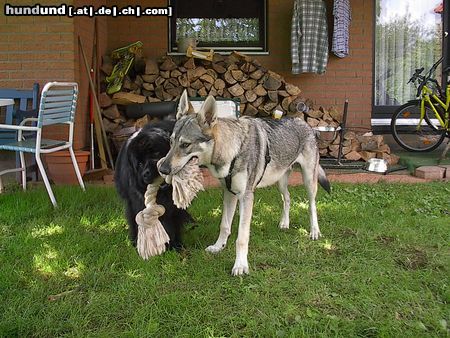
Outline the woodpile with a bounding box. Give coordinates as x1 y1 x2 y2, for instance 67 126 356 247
99 51 396 164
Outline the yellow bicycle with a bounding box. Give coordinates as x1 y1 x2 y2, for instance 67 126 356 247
391 57 449 152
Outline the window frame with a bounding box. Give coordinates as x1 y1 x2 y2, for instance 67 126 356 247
371 0 446 132
167 0 268 54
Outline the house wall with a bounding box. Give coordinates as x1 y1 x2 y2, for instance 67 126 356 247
0 0 374 152
107 0 374 129
0 0 107 150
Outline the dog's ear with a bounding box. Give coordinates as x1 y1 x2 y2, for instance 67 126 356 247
197 95 217 129
176 90 195 120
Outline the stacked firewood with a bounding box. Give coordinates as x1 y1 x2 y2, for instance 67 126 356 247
99 52 397 164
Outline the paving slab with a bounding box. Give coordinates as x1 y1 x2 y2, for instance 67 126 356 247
414 166 446 180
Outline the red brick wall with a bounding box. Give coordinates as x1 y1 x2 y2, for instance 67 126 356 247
107 0 168 59
0 0 108 150
106 0 374 129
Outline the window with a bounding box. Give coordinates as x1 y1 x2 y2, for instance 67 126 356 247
373 0 443 120
168 0 268 53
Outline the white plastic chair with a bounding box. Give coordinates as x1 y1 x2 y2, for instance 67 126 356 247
0 82 85 207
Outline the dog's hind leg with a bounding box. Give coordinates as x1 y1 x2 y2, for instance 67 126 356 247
298 155 321 240
277 170 291 229
206 189 238 254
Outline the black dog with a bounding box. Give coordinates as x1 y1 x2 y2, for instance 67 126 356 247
115 120 191 250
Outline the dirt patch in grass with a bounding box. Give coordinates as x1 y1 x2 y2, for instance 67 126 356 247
395 248 428 270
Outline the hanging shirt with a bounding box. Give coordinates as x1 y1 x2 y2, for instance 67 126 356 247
332 0 351 58
291 0 329 74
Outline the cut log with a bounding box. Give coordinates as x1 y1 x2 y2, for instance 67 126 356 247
184 58 196 69
193 66 207 79
200 73 215 84
281 96 294 111
155 86 173 101
224 70 237 85
214 78 226 90
241 62 256 73
329 106 343 122
245 90 257 103
102 104 121 119
241 79 257 91
250 69 264 80
358 135 384 151
141 74 158 83
360 151 377 162
345 151 362 161
278 90 290 97
306 109 324 119
134 75 143 86
203 82 212 91
198 87 208 97
135 115 150 129
190 79 203 90
166 87 182 97
171 69 182 78
244 103 258 116
253 84 267 96
344 131 356 140
306 117 320 128
212 62 226 74
263 101 277 112
178 74 189 87
168 78 179 87
187 87 197 97
263 71 283 91
103 118 119 133
145 59 159 74
267 90 278 102
237 94 247 104
231 69 245 81
160 70 170 79
155 76 165 86
228 83 245 97
206 69 218 80
285 83 301 96
99 92 112 108
159 57 177 71
112 92 146 105
142 82 154 91
252 96 265 109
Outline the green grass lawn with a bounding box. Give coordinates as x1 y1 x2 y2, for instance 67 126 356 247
0 182 449 337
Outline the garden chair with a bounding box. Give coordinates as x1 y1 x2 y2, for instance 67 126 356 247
0 82 85 207
0 83 40 180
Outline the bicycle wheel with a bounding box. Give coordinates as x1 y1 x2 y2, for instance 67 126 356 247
391 102 446 152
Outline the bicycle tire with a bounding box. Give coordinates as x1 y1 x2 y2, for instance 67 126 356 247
391 102 446 152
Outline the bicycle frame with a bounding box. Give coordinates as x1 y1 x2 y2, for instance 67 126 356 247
419 83 450 131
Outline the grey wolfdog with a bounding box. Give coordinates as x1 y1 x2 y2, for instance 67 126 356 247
159 90 330 276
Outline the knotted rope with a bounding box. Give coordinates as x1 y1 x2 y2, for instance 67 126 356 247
135 177 170 259
135 158 204 259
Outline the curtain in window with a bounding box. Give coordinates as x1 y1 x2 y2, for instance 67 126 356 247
374 0 442 106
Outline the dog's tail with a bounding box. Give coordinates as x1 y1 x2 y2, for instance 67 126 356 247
318 165 331 193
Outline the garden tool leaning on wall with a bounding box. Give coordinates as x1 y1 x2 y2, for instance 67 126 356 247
106 41 143 94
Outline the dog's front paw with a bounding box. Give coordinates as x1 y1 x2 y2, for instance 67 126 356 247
310 228 321 240
231 263 249 276
278 221 289 230
205 244 224 254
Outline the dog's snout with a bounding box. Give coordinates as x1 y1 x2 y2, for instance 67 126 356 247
158 161 171 175
142 168 152 179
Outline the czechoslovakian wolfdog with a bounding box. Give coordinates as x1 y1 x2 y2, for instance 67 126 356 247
159 90 330 276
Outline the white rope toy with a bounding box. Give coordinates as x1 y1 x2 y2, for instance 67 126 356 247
161 157 204 209
135 158 204 259
135 177 170 259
